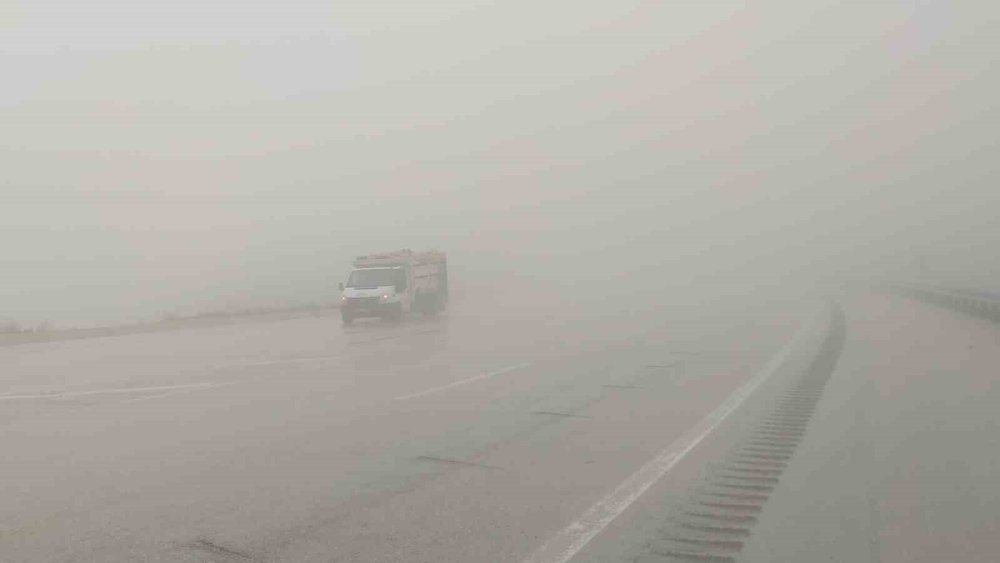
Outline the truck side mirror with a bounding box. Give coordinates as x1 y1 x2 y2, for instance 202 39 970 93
338 282 344 291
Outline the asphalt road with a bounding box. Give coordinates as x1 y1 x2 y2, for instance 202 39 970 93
2 290 996 562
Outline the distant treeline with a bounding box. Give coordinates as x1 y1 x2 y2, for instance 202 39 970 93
0 321 52 334
1 302 339 336
157 302 338 324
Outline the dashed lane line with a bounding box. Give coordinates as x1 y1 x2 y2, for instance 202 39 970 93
0 382 230 401
393 362 533 401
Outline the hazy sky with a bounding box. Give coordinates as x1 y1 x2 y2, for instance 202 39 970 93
4 1 999 325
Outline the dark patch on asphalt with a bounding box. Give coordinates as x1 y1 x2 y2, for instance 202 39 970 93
635 304 846 562
532 410 592 419
185 538 259 561
415 455 500 470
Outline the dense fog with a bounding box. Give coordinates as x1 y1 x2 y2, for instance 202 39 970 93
4 1 998 326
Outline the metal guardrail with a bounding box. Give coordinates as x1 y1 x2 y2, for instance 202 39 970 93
893 284 1000 322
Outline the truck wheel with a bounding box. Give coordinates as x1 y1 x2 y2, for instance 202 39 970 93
424 294 440 316
427 293 444 315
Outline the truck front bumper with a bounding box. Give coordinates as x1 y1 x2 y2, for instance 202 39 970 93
342 298 401 319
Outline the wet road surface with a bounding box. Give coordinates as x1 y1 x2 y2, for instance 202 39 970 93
2 291 996 562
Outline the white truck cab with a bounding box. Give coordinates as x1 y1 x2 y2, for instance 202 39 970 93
339 250 447 324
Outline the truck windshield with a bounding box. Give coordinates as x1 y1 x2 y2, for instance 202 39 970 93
347 268 401 288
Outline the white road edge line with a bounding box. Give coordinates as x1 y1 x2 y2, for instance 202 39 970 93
394 362 534 401
0 382 225 401
521 313 821 563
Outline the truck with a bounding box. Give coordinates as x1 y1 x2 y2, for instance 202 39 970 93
338 250 448 325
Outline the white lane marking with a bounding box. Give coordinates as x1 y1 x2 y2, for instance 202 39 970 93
122 381 237 403
521 315 818 563
0 382 225 401
393 362 534 401
233 354 346 367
